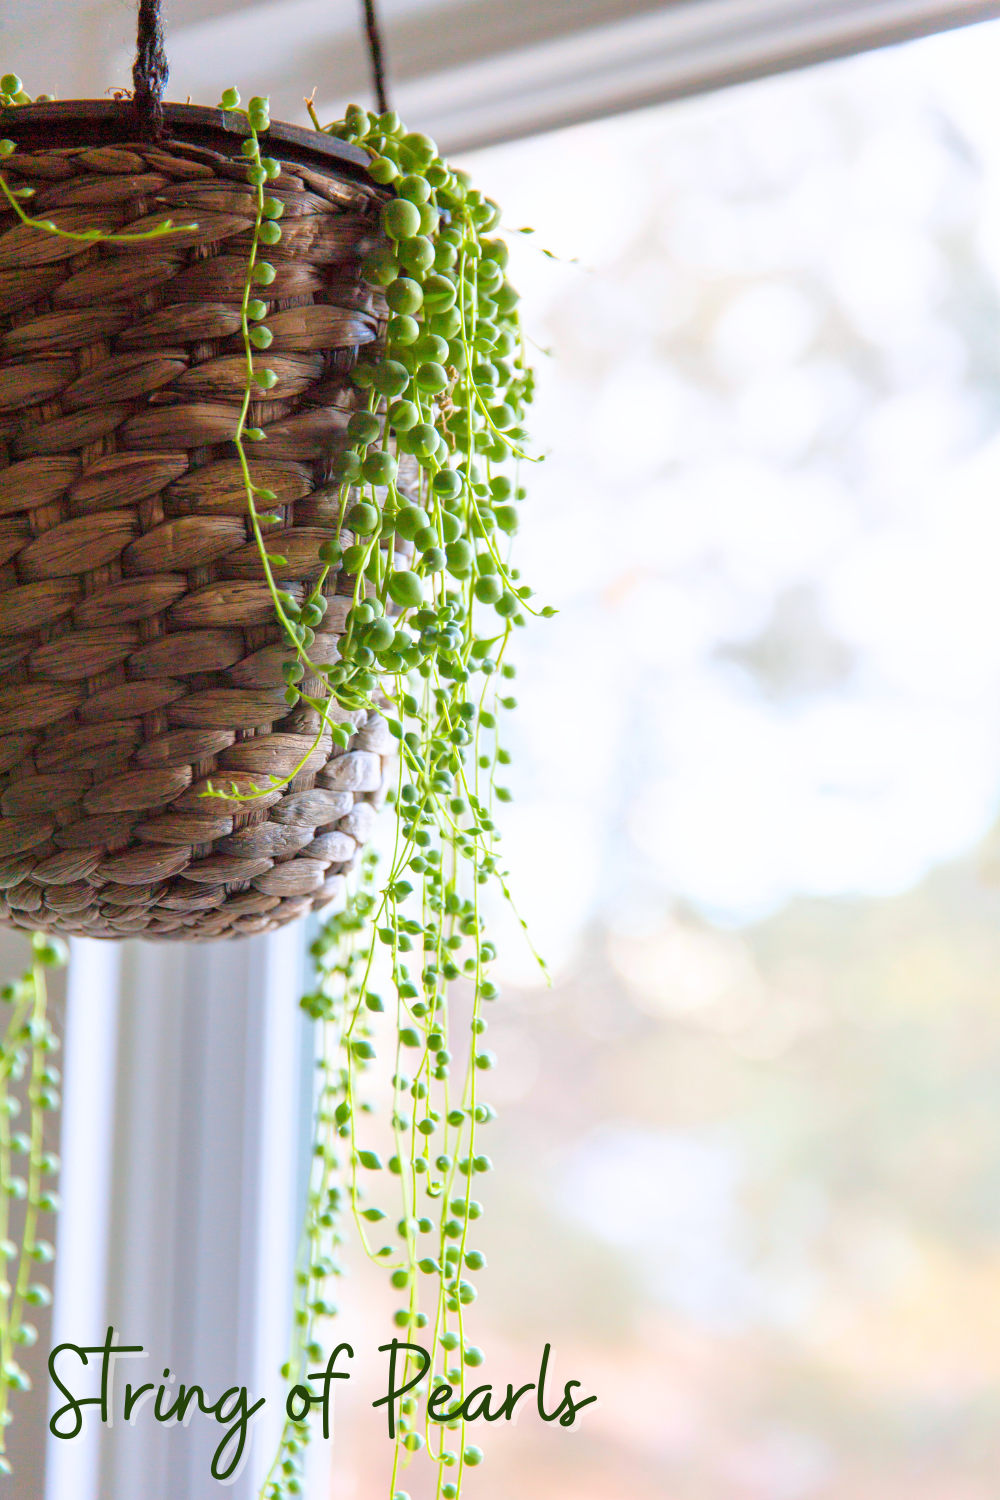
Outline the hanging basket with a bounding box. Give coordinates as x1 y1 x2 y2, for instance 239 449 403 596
0 101 397 942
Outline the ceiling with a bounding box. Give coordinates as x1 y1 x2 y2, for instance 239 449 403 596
1 0 998 153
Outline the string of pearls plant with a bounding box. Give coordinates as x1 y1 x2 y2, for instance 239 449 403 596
245 94 549 1500
0 931 65 1475
213 89 545 789
0 74 548 1495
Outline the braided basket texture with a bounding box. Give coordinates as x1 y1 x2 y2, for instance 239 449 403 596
0 104 399 942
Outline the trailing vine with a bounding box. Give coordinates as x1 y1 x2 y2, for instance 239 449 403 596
0 931 65 1475
0 74 548 1496
245 96 549 1500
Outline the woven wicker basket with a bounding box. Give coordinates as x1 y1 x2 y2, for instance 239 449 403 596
0 101 398 942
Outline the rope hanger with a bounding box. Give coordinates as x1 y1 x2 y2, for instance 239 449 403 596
361 0 390 117
128 0 391 137
132 0 169 137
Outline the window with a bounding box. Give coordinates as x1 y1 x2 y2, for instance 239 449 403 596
324 19 1000 1498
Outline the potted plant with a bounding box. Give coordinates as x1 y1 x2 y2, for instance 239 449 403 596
0 19 546 1492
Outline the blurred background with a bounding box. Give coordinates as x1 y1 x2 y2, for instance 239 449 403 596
325 17 1000 1500
462 21 1000 1500
7 2 1000 1497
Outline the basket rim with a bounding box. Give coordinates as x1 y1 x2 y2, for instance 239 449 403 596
0 100 373 183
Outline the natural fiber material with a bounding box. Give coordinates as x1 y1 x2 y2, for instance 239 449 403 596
132 0 169 140
361 0 391 118
0 119 400 942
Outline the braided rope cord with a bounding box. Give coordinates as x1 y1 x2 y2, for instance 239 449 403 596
361 0 390 116
132 0 169 139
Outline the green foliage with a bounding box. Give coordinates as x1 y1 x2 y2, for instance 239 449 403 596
0 934 65 1471
253 99 550 1500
